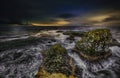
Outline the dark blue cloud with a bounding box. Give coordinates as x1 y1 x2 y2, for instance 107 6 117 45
0 0 120 25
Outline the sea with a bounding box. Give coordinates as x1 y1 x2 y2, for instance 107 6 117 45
0 25 120 78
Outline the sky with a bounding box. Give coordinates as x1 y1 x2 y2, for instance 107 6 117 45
0 0 120 26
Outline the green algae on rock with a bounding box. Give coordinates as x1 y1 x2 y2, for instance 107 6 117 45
75 29 112 60
42 44 70 74
36 44 79 78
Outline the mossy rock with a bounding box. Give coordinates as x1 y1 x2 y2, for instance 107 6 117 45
41 44 73 75
36 44 80 78
75 29 112 60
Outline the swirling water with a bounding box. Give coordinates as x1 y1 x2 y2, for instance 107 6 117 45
69 46 120 78
0 26 120 78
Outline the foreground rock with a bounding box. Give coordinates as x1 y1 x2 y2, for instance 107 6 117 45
74 29 112 61
36 44 81 78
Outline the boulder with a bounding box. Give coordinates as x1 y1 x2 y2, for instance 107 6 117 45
36 44 79 78
75 29 112 61
66 35 75 41
56 30 63 33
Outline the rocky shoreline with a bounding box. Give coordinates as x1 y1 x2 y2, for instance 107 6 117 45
0 28 120 78
36 29 120 78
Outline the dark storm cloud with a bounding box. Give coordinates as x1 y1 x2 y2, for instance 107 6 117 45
0 0 120 25
0 19 23 25
0 0 29 19
57 13 76 19
33 18 60 24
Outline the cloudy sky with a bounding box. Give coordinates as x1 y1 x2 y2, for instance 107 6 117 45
0 0 120 26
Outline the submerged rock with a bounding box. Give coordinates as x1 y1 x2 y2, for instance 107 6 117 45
63 31 85 37
56 30 64 33
66 35 75 41
75 29 112 61
109 38 120 47
36 44 79 78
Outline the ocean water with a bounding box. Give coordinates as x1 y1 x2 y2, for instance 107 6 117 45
0 26 120 78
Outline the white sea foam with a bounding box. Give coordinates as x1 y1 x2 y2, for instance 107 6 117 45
0 27 120 78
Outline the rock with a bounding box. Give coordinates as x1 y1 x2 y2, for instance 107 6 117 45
112 38 118 43
63 31 85 37
40 34 54 38
36 44 79 78
66 35 75 41
94 70 117 78
75 29 112 61
51 39 56 42
109 42 120 47
56 30 63 33
36 68 76 78
109 38 120 47
41 44 71 75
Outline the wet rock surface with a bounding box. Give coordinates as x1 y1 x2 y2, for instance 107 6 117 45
63 31 85 37
36 44 81 78
75 29 112 61
0 27 120 78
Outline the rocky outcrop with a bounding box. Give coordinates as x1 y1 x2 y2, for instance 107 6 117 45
36 29 119 78
74 29 112 61
36 44 80 78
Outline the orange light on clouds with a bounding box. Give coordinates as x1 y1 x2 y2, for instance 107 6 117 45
31 19 69 26
88 15 110 22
